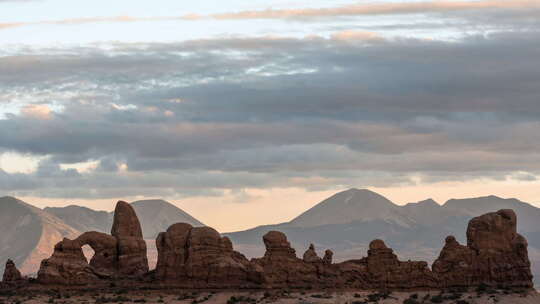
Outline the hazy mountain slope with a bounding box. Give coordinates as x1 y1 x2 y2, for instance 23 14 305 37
44 205 112 233
443 196 540 233
0 197 80 275
289 188 411 228
47 199 205 239
131 199 204 239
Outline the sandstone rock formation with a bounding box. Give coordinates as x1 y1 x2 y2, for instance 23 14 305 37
251 231 320 288
27 207 534 290
433 209 533 288
155 223 254 287
323 249 333 265
37 238 99 285
37 201 148 284
111 201 149 276
303 244 322 263
2 259 22 283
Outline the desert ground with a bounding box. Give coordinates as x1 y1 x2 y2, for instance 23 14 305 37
1 289 538 304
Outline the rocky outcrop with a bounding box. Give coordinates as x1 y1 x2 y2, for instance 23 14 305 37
37 201 148 284
323 249 333 265
365 239 437 289
250 231 322 288
29 207 533 289
155 223 254 287
2 259 23 283
303 244 322 263
76 231 118 276
37 238 99 285
433 209 533 288
111 201 149 276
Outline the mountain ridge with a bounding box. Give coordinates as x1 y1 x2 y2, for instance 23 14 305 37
0 197 204 274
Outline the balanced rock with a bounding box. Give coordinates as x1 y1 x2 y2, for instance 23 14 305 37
2 259 22 283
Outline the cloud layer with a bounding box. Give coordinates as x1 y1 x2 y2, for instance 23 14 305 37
1 27 540 199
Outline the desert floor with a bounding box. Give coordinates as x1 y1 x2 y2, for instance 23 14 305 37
0 289 538 304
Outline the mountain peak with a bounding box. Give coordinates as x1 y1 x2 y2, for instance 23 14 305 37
289 188 398 227
407 198 440 207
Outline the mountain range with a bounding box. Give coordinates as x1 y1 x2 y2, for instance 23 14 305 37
0 189 538 286
0 197 203 275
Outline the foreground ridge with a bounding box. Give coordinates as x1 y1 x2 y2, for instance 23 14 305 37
1 202 534 290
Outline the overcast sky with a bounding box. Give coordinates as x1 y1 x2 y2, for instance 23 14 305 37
1 0 540 232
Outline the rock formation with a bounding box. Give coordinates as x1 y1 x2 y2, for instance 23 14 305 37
251 231 321 288
37 201 148 284
37 238 99 285
155 223 255 287
303 244 322 263
111 201 149 276
27 207 533 290
323 249 333 265
433 209 533 288
2 259 23 283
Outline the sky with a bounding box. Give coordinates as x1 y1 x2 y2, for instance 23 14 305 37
1 0 540 232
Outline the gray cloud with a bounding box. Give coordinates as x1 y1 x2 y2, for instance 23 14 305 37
1 30 540 199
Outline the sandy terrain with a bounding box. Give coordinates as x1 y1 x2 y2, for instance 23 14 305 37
1 289 538 304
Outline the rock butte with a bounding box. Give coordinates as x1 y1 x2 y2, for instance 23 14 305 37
1 202 534 290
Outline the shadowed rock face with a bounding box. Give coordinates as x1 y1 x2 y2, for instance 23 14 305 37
155 224 254 287
303 244 322 263
31 208 533 289
37 201 148 284
112 201 148 276
2 260 22 283
37 238 99 285
433 209 533 288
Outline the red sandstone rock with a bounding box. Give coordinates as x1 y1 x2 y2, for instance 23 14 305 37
2 259 22 283
252 231 319 288
37 238 100 285
155 223 193 280
33 205 534 290
433 209 533 288
323 249 333 265
155 224 253 287
303 244 322 263
112 201 149 276
76 231 118 276
364 239 437 289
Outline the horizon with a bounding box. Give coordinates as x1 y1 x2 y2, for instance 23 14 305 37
4 186 540 233
2 0 540 232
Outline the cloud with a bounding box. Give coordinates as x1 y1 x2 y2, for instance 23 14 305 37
1 0 538 31
1 30 540 199
20 104 52 120
201 0 540 20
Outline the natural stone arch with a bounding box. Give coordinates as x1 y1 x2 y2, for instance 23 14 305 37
76 231 118 276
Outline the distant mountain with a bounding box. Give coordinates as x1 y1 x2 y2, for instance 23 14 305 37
44 205 112 234
1 198 204 275
131 199 205 239
0 197 80 275
46 199 204 239
289 189 409 227
443 196 540 233
226 188 540 286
